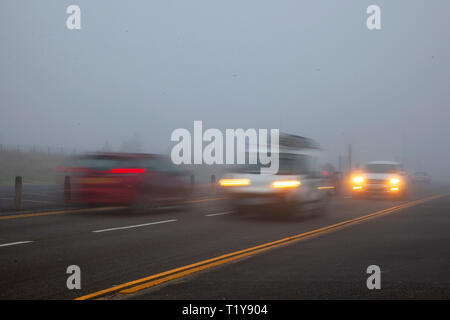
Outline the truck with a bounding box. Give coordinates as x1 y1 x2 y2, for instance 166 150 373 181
218 134 330 217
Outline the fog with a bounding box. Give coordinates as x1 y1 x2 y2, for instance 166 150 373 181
1 1 449 181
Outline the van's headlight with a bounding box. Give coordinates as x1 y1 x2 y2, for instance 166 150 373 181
271 180 301 188
219 178 250 187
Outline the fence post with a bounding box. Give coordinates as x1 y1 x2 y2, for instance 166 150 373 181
64 176 71 203
14 176 22 211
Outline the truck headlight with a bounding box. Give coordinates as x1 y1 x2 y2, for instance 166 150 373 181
353 176 364 184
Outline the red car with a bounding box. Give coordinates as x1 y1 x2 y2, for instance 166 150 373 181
63 153 189 210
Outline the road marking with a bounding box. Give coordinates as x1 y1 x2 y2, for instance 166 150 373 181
205 211 233 217
76 192 449 300
0 206 124 221
92 219 177 233
0 241 33 248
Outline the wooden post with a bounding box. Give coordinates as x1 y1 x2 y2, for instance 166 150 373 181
14 176 22 210
211 174 216 193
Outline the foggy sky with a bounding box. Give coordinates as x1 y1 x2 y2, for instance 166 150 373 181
1 1 449 180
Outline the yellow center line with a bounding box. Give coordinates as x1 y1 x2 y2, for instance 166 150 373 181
75 192 450 300
0 197 223 221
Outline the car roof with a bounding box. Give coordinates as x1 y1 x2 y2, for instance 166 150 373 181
366 161 401 165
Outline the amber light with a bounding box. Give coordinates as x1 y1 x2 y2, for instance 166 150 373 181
271 180 301 189
219 179 250 187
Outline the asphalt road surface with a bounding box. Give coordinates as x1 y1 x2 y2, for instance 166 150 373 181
0 183 449 299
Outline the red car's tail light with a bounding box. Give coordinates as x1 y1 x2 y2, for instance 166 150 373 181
110 168 146 174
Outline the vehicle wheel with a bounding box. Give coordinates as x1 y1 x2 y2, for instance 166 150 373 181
277 202 299 220
315 198 329 215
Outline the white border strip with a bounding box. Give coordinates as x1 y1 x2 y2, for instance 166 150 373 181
205 211 233 217
0 241 33 248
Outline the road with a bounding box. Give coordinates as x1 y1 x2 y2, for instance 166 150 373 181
0 183 449 299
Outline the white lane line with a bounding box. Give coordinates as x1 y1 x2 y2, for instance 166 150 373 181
92 219 177 233
205 211 233 217
0 241 33 248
